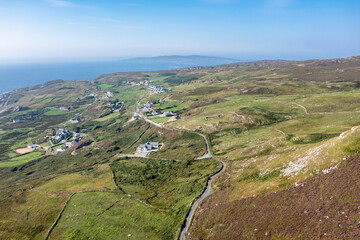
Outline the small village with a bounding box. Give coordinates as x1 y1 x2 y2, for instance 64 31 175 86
121 80 167 94
105 100 124 112
140 100 181 119
49 128 85 153
13 128 85 157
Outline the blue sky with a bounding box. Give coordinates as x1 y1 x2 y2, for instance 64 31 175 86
0 0 359 62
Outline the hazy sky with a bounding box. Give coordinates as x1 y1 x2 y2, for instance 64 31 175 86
0 0 359 62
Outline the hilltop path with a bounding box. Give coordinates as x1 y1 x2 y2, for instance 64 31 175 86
291 102 308 114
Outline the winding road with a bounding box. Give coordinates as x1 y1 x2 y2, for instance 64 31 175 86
134 97 226 240
179 132 226 240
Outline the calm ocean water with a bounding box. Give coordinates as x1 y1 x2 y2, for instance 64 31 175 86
0 60 229 94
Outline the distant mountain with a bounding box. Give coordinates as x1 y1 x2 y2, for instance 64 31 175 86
121 55 239 65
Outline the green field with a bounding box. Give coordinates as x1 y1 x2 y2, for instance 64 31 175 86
1 57 360 239
93 112 121 122
110 157 221 238
152 101 189 113
44 107 70 116
148 116 172 124
0 151 44 168
51 192 178 240
99 83 113 89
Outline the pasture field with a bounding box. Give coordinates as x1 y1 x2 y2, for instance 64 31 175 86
51 192 178 240
1 56 360 239
98 83 113 89
148 115 172 124
0 151 44 168
110 157 221 238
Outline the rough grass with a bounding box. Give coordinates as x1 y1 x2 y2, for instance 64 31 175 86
149 131 206 160
0 151 44 168
43 107 70 116
98 83 113 89
110 157 221 211
189 155 360 240
151 101 189 113
92 112 121 122
51 192 178 240
0 190 68 240
37 164 116 193
148 116 172 124
1 57 360 239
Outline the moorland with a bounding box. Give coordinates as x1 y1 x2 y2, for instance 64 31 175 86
1 56 360 239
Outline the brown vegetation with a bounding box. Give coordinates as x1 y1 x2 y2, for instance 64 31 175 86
189 155 360 239
14 148 34 155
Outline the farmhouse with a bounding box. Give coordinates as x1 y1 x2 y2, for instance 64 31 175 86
69 118 81 123
12 119 20 123
139 142 160 151
56 146 68 153
144 101 153 108
59 106 71 111
55 128 70 140
134 114 141 120
27 144 39 149
163 111 175 117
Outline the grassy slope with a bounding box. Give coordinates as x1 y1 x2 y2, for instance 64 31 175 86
0 76 218 239
189 155 360 240
52 192 177 240
1 56 360 239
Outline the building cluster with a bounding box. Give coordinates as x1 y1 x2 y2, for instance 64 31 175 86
104 91 113 99
141 101 165 116
13 106 27 112
142 101 153 112
122 80 150 86
140 100 180 119
55 128 71 141
120 80 166 93
106 101 123 112
0 93 8 107
149 85 166 94
53 129 84 153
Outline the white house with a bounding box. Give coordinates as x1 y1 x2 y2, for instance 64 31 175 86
27 144 38 149
139 142 160 151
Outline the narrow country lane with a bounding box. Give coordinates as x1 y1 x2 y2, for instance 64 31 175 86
179 132 226 240
134 96 226 240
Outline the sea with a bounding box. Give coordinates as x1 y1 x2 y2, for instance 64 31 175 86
0 60 230 94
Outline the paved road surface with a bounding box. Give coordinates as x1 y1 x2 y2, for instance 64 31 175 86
179 133 226 240
135 96 226 240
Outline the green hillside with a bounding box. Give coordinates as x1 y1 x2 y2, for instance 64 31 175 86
1 56 360 239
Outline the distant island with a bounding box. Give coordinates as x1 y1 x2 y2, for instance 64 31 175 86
0 55 239 94
121 55 240 64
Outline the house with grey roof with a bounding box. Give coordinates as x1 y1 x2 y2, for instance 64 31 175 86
139 142 160 151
